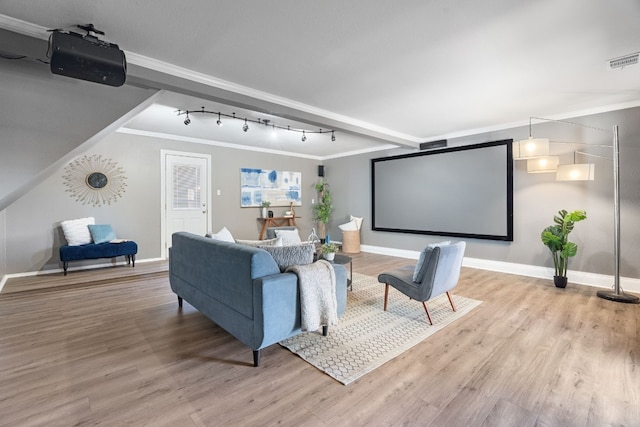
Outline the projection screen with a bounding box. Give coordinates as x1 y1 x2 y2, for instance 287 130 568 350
371 139 513 241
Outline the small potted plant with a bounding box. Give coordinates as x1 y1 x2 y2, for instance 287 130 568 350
321 242 339 261
540 209 587 288
260 200 271 218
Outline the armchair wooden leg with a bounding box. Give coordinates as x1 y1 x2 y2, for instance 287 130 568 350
383 284 390 311
421 301 433 325
446 291 457 312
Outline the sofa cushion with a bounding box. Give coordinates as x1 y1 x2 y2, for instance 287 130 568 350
259 243 315 272
61 217 95 246
88 224 117 244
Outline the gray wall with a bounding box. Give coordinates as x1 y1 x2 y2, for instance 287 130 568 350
3 131 323 274
326 107 640 279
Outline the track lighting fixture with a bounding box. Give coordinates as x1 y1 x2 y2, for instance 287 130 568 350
175 107 336 142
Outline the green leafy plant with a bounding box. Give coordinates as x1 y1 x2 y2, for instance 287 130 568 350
260 200 271 207
540 209 587 278
313 180 333 239
321 242 339 254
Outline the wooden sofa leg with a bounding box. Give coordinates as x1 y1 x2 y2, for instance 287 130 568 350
383 284 390 311
131 255 136 267
178 296 183 308
322 325 328 336
253 350 261 367
422 302 433 325
63 262 68 276
446 291 457 312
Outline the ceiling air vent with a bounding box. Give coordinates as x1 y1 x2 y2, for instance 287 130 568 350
608 52 639 70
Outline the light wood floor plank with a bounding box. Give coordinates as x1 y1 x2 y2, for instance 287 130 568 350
1 253 639 426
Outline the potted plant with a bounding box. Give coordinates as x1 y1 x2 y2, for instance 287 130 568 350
313 180 333 242
540 209 587 288
260 200 271 218
321 242 339 261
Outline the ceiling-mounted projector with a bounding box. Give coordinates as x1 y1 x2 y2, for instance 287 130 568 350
49 24 126 87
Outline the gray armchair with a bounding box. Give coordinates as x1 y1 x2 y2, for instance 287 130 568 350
377 241 466 324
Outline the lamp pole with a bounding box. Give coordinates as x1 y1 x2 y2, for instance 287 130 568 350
596 125 639 303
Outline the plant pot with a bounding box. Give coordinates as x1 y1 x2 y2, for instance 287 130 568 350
554 275 568 288
324 253 335 261
261 207 267 218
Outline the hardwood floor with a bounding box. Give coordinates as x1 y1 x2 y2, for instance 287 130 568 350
1 253 638 426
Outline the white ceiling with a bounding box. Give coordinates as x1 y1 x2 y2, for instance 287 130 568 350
2 0 640 158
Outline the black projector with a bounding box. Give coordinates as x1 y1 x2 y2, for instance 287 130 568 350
50 30 127 87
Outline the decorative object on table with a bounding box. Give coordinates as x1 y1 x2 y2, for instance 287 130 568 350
540 209 587 288
268 210 274 218
62 154 127 207
240 168 301 207
260 200 271 218
313 180 333 242
280 272 481 385
339 215 363 254
321 242 339 261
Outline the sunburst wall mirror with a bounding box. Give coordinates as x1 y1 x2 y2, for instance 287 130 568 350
63 154 127 206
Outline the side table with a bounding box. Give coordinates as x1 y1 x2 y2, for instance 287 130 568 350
329 254 353 291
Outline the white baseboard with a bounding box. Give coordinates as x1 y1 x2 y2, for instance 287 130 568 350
0 257 165 293
360 244 640 294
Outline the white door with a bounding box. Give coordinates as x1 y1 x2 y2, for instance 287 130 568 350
162 151 211 256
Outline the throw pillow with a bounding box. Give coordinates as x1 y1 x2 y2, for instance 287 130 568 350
259 243 315 272
338 220 358 231
235 237 283 247
88 224 117 244
206 226 235 242
60 217 95 246
412 241 451 282
275 229 302 246
350 215 364 230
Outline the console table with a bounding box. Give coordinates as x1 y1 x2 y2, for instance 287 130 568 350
257 216 300 240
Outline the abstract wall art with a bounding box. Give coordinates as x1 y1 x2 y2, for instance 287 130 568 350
240 168 302 207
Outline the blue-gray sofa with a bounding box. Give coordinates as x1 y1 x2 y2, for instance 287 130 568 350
169 231 348 366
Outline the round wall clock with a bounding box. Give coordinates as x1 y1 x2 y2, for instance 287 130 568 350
63 154 127 206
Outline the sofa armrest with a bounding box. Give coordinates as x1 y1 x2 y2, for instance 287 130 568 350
253 272 301 348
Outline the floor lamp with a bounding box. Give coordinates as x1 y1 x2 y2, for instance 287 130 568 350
522 117 639 304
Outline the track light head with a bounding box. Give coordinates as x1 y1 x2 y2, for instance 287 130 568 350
184 115 191 125
331 131 336 142
242 119 249 132
216 113 222 126
301 131 307 142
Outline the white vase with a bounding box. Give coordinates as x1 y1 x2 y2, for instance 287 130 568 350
261 207 267 218
324 252 335 261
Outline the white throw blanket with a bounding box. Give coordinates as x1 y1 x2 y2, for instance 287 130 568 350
286 260 338 332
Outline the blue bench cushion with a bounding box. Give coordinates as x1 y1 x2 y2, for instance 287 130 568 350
60 241 138 262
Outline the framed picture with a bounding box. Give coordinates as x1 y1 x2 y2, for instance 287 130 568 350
240 168 302 207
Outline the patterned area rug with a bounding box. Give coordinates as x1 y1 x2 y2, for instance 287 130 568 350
280 272 482 385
